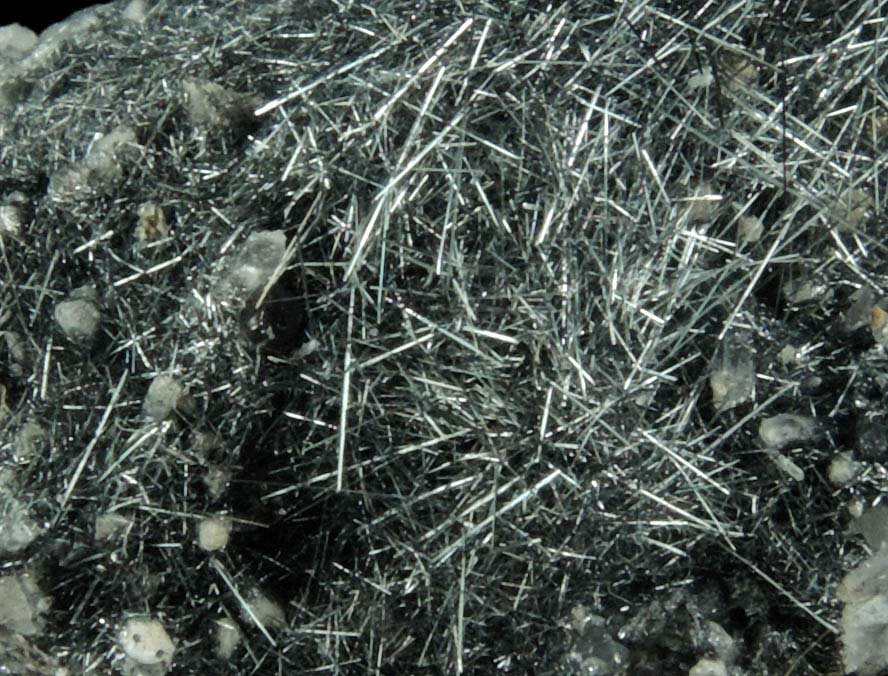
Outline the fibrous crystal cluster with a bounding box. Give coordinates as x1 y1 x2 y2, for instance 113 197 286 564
0 1 886 674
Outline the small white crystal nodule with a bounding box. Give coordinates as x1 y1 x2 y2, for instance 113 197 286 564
118 616 175 666
759 414 818 449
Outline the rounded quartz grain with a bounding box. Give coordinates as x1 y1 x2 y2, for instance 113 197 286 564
118 617 175 665
216 229 287 300
699 620 736 664
214 617 241 659
770 451 805 482
0 571 50 636
94 511 133 542
689 658 728 676
13 420 45 464
197 515 232 552
203 465 230 499
737 214 763 243
709 334 755 413
829 452 863 486
143 374 184 422
243 588 286 629
0 494 42 554
759 414 818 448
684 180 721 223
0 204 23 237
54 298 101 343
